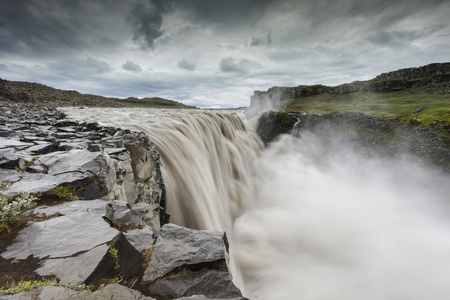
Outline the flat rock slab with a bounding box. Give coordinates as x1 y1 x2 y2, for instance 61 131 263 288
123 227 155 251
1 212 142 284
142 223 229 284
147 269 243 299
30 199 147 228
0 286 87 300
2 213 118 260
0 284 157 300
39 149 104 176
3 172 91 196
30 199 113 218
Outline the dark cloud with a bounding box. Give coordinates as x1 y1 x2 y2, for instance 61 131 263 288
122 61 143 72
177 58 197 71
126 0 174 49
250 31 272 47
1 0 449 108
174 0 274 27
0 0 127 56
250 37 261 47
267 31 272 45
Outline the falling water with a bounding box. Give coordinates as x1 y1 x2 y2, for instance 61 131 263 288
62 107 450 300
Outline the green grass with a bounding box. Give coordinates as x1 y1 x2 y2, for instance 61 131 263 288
285 86 450 128
41 186 81 201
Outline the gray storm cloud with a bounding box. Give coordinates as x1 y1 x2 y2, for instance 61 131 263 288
177 59 197 71
0 0 449 107
122 60 143 72
126 0 174 49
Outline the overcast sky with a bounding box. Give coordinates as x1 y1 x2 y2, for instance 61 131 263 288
1 0 449 108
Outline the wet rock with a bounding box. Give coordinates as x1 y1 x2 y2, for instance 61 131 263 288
85 284 157 299
30 199 148 229
147 269 243 299
1 212 142 284
0 149 25 169
142 224 242 299
132 202 160 229
124 227 155 252
25 141 58 155
142 224 229 283
0 286 88 299
0 284 158 300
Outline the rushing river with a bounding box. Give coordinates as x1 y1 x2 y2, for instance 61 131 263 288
62 107 450 300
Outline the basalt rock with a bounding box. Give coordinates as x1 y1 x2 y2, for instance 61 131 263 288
0 284 158 300
0 101 168 228
1 211 142 284
141 223 243 299
0 101 243 300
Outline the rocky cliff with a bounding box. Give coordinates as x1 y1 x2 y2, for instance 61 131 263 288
249 62 450 115
256 111 450 174
0 101 244 299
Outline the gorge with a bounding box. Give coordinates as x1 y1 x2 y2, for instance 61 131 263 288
1 62 450 299
61 106 450 300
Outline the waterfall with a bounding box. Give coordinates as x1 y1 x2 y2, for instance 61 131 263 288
62 107 450 300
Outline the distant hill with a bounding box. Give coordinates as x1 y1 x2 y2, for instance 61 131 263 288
0 79 196 109
248 62 450 128
251 63 450 105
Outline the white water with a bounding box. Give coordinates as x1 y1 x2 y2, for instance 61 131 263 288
62 107 450 299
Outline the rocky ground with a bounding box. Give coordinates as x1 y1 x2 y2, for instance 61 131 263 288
0 101 244 299
0 79 196 109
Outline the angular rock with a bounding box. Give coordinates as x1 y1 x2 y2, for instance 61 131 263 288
26 141 58 154
0 148 25 169
142 224 230 284
0 137 32 149
37 149 117 199
85 284 157 300
2 171 91 196
124 227 155 252
1 212 143 284
0 286 88 300
0 284 158 300
2 213 118 260
30 199 147 228
132 202 161 229
147 269 243 299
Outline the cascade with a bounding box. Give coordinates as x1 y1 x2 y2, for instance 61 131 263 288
63 107 450 300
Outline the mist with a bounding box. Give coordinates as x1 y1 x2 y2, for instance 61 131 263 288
234 131 450 299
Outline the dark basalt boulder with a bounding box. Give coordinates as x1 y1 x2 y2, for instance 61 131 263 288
1 210 143 285
141 223 243 299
